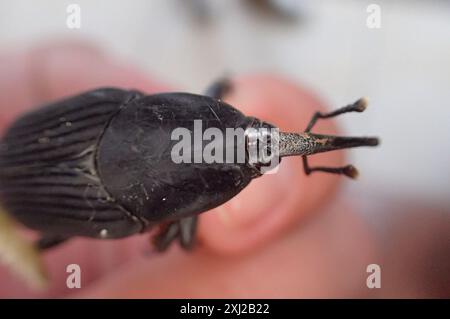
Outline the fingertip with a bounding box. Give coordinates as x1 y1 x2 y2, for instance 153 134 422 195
0 41 168 133
26 41 168 101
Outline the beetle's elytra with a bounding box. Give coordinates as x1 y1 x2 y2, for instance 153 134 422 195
0 80 379 251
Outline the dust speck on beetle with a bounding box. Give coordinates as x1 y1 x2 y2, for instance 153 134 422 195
38 137 50 144
99 229 108 238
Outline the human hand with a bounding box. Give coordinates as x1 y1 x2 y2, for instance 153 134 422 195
0 42 376 298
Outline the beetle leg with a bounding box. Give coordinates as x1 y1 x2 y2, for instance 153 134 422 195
301 98 370 179
178 216 198 250
35 235 69 251
152 216 198 252
152 222 180 252
302 155 359 179
305 98 368 132
205 78 232 100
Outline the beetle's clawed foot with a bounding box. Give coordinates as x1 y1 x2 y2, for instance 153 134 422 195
343 164 359 179
352 97 368 112
302 156 360 179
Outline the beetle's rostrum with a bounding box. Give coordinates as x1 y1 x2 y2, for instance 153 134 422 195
0 80 379 252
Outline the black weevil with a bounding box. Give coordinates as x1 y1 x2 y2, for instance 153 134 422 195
0 80 379 252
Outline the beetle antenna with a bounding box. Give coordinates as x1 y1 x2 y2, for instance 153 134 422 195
277 97 379 178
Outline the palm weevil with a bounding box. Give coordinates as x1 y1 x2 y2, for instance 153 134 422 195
0 79 379 252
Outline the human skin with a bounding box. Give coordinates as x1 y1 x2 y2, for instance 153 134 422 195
0 42 377 298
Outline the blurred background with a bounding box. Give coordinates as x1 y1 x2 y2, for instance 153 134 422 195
0 0 449 298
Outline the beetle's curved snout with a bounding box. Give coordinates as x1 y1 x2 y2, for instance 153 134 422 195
278 132 379 157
